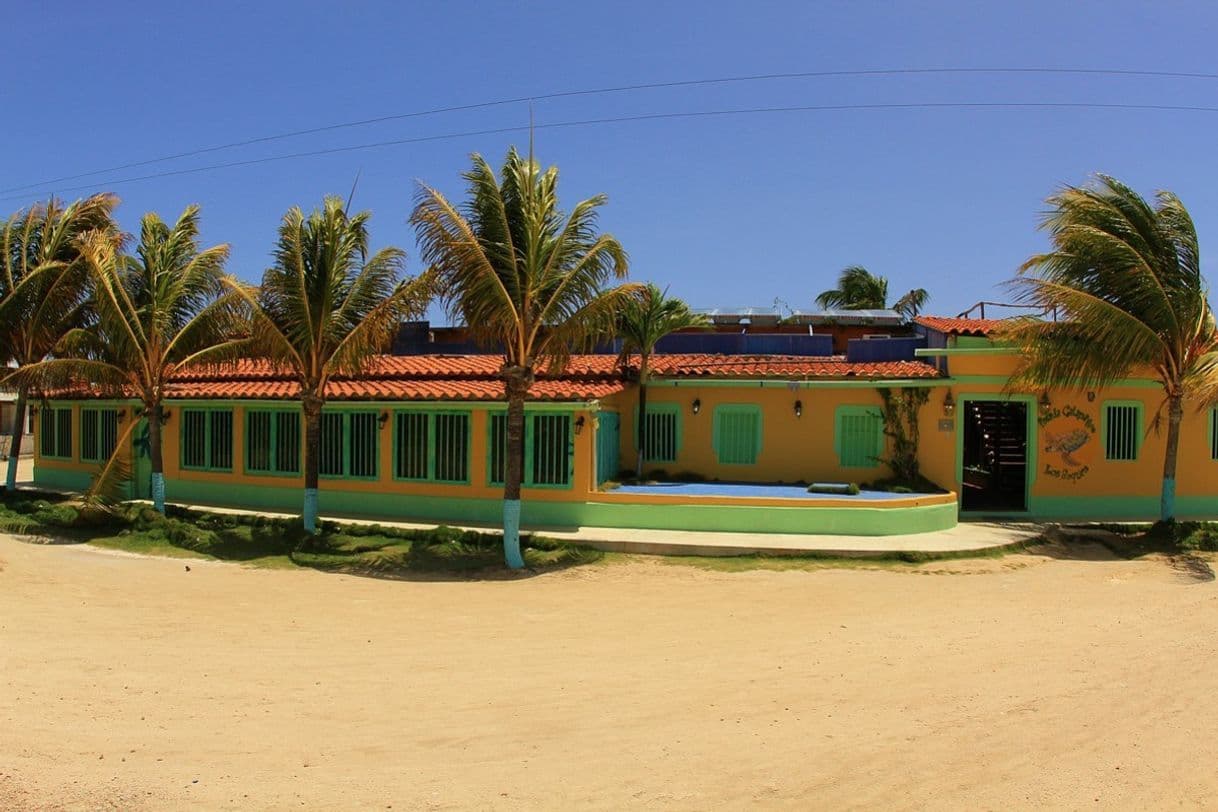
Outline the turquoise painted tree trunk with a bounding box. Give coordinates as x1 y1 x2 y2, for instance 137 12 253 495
148 403 165 513
501 371 530 569
302 395 322 534
1160 394 1184 522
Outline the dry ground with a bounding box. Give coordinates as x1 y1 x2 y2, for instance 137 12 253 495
2 535 1217 810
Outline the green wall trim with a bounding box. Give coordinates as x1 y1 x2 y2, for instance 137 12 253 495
916 346 1010 357
31 466 94 493
948 374 1164 389
25 474 959 536
1013 495 1218 522
160 398 595 412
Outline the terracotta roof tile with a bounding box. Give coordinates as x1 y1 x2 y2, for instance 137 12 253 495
914 316 1006 337
61 352 941 402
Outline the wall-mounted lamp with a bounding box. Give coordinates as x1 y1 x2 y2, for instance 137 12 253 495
378 411 390 430
160 409 172 424
691 398 702 415
793 399 803 418
1086 391 1096 403
574 415 586 435
116 409 127 421
29 406 39 416
1039 391 1052 409
942 391 955 417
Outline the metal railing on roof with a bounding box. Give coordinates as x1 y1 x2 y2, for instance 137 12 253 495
956 301 1058 320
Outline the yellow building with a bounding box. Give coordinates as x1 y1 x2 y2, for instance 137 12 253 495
30 316 1218 534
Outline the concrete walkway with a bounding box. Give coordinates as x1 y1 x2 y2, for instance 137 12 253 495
166 501 1043 557
12 457 1042 556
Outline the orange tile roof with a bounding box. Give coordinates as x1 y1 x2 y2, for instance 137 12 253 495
914 316 1006 337
58 353 941 402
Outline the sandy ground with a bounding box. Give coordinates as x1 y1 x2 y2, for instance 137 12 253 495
2 536 1218 811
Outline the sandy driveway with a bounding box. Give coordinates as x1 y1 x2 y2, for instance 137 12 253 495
2 535 1217 810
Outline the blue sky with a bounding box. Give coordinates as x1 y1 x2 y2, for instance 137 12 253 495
4 1 1218 320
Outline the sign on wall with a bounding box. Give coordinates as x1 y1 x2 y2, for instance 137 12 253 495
1038 404 1096 482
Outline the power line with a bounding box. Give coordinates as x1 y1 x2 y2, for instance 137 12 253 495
5 66 1218 195
5 99 1218 205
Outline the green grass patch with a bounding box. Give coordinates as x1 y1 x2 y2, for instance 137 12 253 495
0 490 601 576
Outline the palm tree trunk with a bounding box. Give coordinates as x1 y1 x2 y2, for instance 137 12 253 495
1160 393 1184 522
302 394 322 533
635 379 649 478
148 402 165 513
502 369 531 569
4 386 28 492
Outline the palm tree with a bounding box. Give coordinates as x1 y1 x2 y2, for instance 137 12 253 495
616 283 708 477
232 197 433 533
412 146 638 569
0 194 119 492
1003 175 1218 522
5 205 240 512
815 265 929 319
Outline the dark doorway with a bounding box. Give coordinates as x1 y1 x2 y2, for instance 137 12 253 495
960 400 1028 512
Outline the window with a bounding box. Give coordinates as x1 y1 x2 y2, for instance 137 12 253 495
81 408 119 463
320 410 379 479
713 405 762 465
1211 408 1218 461
530 414 571 486
394 411 470 483
488 412 572 487
40 407 72 459
836 406 884 468
636 403 679 463
181 408 233 471
1103 402 1142 461
246 410 301 475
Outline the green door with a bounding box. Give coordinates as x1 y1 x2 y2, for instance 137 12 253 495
596 412 620 484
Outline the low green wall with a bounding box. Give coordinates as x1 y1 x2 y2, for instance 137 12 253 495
31 467 94 493
1026 495 1218 522
147 478 958 536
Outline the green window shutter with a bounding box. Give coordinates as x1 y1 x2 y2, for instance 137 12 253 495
56 408 72 459
209 411 233 470
395 412 429 480
530 414 571 486
434 412 470 483
182 410 207 468
488 413 507 485
319 412 344 476
276 412 301 474
182 408 233 470
348 412 379 478
247 411 272 472
637 405 679 464
714 406 761 465
81 409 100 462
40 409 55 457
1104 403 1141 461
100 409 119 462
836 406 884 468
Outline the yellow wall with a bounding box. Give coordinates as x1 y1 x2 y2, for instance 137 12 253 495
604 386 895 484
35 402 600 504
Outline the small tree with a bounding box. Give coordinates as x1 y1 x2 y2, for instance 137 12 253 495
1003 175 1218 522
233 197 433 533
0 194 118 491
815 265 929 319
412 147 638 568
877 387 929 484
616 283 708 476
7 205 240 512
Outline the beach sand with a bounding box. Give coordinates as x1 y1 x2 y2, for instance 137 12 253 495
2 534 1217 810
